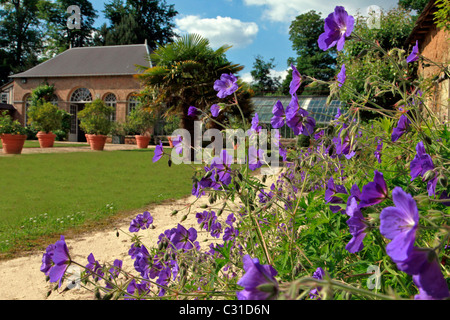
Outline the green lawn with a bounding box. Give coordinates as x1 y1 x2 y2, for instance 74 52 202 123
0 140 89 148
0 149 195 257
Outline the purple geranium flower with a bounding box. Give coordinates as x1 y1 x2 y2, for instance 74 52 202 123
374 140 383 163
210 221 222 238
309 267 325 299
170 224 198 251
325 177 347 213
345 198 368 253
359 170 389 208
249 113 262 134
210 149 233 186
226 213 236 226
214 73 239 98
285 95 316 136
125 279 151 300
237 255 279 300
380 187 419 262
129 211 153 232
406 40 419 63
391 114 411 142
223 226 239 242
152 141 164 163
347 183 361 207
271 100 286 129
289 64 302 96
187 106 198 117
85 253 104 281
40 243 56 276
196 210 217 230
318 6 355 51
337 64 346 87
394 247 449 300
171 135 183 155
210 104 221 117
48 236 71 287
410 141 434 181
332 127 356 159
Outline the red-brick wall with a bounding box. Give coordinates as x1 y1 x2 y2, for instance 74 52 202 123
11 75 143 125
418 25 450 121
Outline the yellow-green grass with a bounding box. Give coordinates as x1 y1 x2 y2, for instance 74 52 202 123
0 149 195 258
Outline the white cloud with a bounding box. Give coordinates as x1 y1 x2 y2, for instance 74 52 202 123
270 69 288 82
175 15 259 49
239 69 288 84
243 0 396 23
240 72 253 84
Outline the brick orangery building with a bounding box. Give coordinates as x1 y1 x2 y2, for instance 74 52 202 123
2 43 151 142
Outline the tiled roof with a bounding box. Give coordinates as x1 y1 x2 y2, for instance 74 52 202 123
11 44 152 78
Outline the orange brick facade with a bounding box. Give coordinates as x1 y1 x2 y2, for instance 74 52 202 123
418 25 450 122
12 75 142 125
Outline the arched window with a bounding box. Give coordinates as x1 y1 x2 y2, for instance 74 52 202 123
104 93 117 121
70 88 92 103
127 94 139 115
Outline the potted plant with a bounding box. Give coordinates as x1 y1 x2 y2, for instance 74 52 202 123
0 111 27 154
127 105 155 149
27 101 63 148
78 99 114 151
110 122 126 144
163 115 180 148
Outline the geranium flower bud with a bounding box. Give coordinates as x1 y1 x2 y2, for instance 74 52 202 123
204 171 212 179
423 170 436 181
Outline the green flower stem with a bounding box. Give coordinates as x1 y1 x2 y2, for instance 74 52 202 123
289 277 402 300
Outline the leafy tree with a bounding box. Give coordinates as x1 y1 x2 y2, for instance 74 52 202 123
137 34 254 158
435 0 450 32
102 0 178 49
39 0 98 57
0 0 45 84
398 0 429 13
250 55 281 95
282 10 337 96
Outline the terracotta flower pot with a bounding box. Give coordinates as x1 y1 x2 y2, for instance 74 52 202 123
135 135 150 149
88 134 107 151
36 131 57 148
1 134 27 154
85 134 91 145
168 136 174 148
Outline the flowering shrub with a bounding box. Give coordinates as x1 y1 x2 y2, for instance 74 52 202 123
40 6 449 300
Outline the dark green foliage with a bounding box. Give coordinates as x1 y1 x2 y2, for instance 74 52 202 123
101 0 178 49
250 55 281 96
398 0 430 13
0 0 44 84
337 7 416 116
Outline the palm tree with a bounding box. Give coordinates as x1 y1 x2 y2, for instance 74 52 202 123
136 34 254 154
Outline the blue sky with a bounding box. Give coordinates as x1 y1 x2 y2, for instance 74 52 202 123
89 0 399 83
